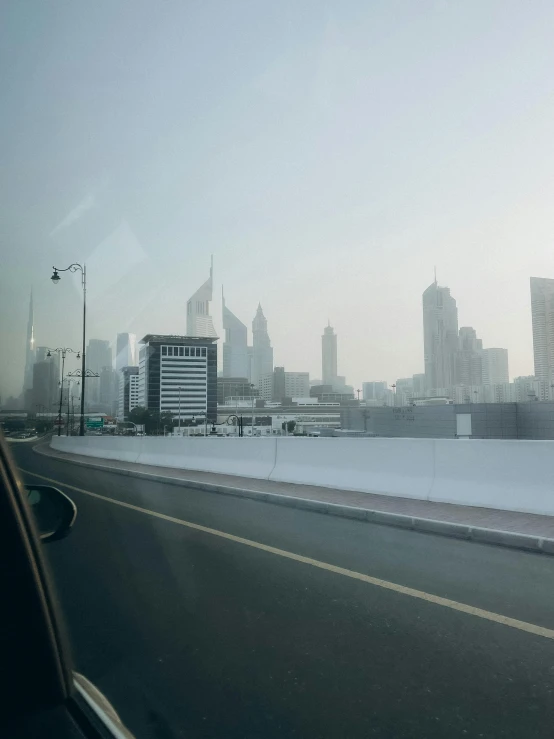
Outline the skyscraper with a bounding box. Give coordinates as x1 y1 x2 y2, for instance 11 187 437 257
23 290 35 393
250 304 273 389
530 277 554 382
118 366 139 420
86 339 112 407
322 323 337 388
422 280 458 391
115 333 137 372
455 327 483 386
222 289 248 378
482 348 509 385
186 257 217 338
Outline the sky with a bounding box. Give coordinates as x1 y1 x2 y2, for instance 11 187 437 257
2 0 554 400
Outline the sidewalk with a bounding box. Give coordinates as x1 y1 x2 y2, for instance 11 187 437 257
34 441 554 553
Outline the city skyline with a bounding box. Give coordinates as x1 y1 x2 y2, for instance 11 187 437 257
6 269 552 407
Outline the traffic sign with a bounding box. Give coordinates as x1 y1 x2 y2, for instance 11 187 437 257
86 418 104 429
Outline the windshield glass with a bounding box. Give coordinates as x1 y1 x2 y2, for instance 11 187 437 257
3 2 554 738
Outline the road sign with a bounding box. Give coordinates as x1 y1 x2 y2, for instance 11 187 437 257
86 418 104 429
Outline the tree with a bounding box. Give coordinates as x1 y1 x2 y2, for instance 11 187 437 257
281 420 296 434
128 406 159 435
160 411 176 431
128 406 149 425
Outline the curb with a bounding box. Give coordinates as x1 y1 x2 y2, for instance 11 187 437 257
33 443 554 556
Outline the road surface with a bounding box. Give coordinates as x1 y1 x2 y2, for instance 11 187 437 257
11 442 554 739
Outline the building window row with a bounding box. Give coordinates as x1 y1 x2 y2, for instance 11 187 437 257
162 346 207 357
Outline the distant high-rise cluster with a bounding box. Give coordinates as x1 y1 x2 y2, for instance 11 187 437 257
18 259 554 425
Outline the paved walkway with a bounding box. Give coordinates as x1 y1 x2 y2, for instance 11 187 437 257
36 441 554 538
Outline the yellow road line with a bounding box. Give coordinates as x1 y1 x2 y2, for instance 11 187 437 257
20 467 554 641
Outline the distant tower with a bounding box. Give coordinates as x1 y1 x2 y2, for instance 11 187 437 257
115 332 137 372
222 288 248 378
250 304 273 389
321 322 337 388
422 279 458 391
23 290 36 392
186 256 217 338
530 277 554 383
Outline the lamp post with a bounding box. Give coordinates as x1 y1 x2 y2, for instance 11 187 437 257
178 386 182 434
250 383 255 437
66 369 99 432
210 414 243 437
65 379 79 436
46 347 80 436
51 263 87 435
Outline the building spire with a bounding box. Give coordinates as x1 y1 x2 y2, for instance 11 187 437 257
434 266 437 284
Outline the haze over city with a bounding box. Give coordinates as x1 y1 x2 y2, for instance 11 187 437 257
3 0 554 400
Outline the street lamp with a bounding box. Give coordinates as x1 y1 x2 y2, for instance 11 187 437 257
250 383 255 436
67 369 99 433
65 379 79 436
50 262 87 435
46 347 80 436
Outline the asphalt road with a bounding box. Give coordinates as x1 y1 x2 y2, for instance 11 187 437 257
11 442 554 739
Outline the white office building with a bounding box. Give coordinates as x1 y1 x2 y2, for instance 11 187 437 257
118 366 139 420
138 334 218 422
284 372 310 398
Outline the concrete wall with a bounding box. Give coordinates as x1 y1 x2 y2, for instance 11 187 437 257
341 402 546 439
52 435 554 516
517 402 554 440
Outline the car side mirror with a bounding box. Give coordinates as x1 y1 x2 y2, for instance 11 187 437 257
27 485 77 543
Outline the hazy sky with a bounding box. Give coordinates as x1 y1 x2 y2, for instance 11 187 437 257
2 0 554 400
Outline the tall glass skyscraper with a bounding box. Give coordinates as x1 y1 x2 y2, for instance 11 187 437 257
422 280 459 392
530 276 554 382
321 323 337 388
250 304 273 390
186 257 217 338
222 290 248 378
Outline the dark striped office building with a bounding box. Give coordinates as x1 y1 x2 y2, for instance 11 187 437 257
138 335 218 422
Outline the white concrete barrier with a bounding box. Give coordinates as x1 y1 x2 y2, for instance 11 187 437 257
51 436 143 464
136 437 277 479
269 438 435 499
430 440 554 515
49 436 554 516
52 436 278 480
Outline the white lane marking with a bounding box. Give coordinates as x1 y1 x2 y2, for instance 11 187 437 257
20 467 554 641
